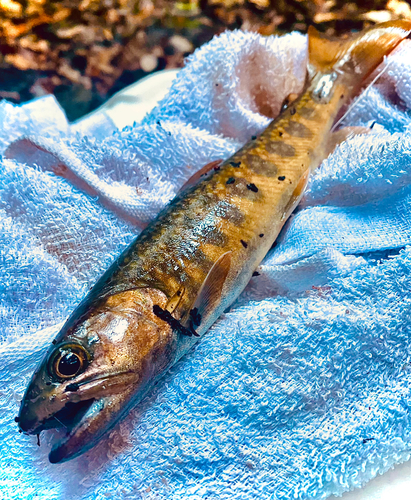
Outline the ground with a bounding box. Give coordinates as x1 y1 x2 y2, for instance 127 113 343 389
0 0 410 120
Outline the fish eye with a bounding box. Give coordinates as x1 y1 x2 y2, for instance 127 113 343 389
49 344 89 380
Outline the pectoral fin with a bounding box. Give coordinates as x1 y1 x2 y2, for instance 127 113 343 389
280 93 299 113
182 251 232 334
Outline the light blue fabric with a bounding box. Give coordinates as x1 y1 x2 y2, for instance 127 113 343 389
2 30 411 499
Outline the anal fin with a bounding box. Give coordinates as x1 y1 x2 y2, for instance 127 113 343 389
281 169 310 222
325 126 370 157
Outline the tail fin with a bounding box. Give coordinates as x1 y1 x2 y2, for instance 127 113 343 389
308 21 411 79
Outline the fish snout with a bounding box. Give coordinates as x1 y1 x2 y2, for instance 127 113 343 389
18 387 58 434
18 402 41 434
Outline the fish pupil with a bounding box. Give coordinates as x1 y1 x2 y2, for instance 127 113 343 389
58 352 81 377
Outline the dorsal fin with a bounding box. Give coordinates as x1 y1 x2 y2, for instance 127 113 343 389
178 159 223 194
182 251 232 333
308 21 411 77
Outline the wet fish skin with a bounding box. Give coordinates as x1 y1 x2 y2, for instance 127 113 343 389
18 21 411 463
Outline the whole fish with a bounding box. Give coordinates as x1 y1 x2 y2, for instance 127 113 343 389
18 21 411 463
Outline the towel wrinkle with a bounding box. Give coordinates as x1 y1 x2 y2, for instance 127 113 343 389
2 31 411 500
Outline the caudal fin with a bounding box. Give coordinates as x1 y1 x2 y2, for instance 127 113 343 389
308 21 411 80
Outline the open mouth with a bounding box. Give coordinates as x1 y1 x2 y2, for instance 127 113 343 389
19 370 140 463
47 397 107 464
49 398 95 432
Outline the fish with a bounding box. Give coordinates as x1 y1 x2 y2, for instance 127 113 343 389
18 20 411 463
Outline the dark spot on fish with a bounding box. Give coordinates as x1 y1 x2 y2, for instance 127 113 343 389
285 121 312 138
278 176 285 181
177 290 181 296
279 131 283 137
259 233 264 237
240 240 248 248
214 165 221 171
299 107 316 119
46 382 51 386
226 177 235 185
52 340 57 345
37 433 41 447
216 83 219 86
266 141 296 157
230 161 241 168
153 305 199 337
168 132 171 136
65 383 80 392
14 416 20 423
215 200 245 225
251 135 257 140
247 183 258 192
290 108 296 115
246 152 278 177
156 120 161 126
190 307 202 327
206 227 229 247
252 271 260 277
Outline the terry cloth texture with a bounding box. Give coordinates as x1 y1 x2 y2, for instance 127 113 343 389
2 30 411 500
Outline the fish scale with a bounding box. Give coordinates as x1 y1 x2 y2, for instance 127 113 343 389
17 20 411 463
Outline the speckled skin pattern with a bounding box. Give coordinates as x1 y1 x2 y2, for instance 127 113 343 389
91 82 345 317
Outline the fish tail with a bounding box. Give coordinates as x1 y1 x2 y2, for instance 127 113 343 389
308 20 411 84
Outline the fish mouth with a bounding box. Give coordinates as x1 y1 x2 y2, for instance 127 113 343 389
44 398 96 432
19 371 140 463
47 388 137 464
48 397 106 464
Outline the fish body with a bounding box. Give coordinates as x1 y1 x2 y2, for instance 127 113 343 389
18 21 411 463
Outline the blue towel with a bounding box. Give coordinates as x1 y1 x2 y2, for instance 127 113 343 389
2 30 411 499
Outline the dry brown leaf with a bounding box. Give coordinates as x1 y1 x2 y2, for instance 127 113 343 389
5 52 38 70
360 10 393 22
386 0 411 19
58 61 92 89
0 0 22 16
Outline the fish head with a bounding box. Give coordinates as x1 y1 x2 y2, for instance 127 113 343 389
18 287 176 463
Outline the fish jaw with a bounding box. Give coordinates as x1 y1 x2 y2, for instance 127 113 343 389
48 389 136 463
18 371 140 463
18 359 140 433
